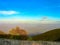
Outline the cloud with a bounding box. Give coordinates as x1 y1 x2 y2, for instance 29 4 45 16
39 16 60 24
0 10 19 15
40 16 48 21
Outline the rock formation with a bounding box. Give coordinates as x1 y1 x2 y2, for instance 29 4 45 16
9 26 28 35
0 30 5 34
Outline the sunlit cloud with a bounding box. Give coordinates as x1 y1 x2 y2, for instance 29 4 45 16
0 10 19 15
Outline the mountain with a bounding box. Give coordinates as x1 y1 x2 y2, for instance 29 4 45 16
32 28 60 41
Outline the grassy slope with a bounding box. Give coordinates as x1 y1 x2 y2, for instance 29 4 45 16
32 28 60 41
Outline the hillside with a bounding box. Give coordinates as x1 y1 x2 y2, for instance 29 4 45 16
32 28 60 41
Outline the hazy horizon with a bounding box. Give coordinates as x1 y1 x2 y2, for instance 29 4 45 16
0 22 60 35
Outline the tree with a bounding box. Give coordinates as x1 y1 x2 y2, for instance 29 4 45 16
27 36 33 41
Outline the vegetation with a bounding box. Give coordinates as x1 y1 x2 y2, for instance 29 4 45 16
32 28 60 41
0 34 28 40
27 36 33 41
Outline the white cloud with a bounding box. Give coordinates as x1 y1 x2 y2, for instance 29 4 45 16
0 10 19 15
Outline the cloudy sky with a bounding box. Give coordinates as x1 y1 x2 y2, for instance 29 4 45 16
0 0 60 34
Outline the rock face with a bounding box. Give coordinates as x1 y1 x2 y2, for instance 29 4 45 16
9 26 28 35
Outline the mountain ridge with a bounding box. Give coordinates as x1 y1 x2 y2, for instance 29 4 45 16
32 28 60 41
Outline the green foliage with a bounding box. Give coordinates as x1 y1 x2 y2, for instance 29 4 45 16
32 28 60 41
0 34 28 40
27 36 33 41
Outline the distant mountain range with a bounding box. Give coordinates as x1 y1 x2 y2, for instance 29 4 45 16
32 28 60 41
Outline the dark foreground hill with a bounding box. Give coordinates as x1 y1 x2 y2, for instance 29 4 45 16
32 28 60 41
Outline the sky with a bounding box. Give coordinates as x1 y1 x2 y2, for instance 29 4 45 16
0 0 60 24
0 0 60 34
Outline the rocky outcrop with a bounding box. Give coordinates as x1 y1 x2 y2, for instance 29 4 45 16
0 30 5 34
9 26 28 35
